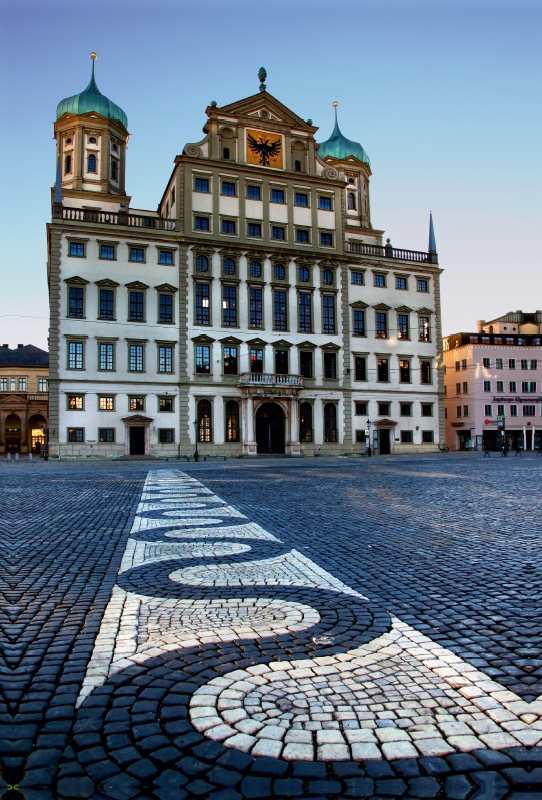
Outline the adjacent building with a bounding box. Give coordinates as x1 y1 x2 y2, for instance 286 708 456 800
0 344 49 453
443 311 542 451
47 58 444 458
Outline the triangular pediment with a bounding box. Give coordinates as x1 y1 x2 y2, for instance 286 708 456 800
64 276 89 285
297 341 316 350
246 337 267 346
215 92 316 132
417 307 434 315
219 336 242 345
395 305 412 313
350 301 369 309
154 283 178 292
125 280 150 290
271 339 293 349
95 279 120 287
191 334 215 344
374 303 391 311
0 394 29 406
321 342 341 351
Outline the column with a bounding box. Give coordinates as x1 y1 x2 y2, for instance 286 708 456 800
289 398 301 456
244 394 257 456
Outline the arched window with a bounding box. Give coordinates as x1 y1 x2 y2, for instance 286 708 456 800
250 260 262 277
324 403 337 442
348 192 356 210
111 159 118 181
65 154 72 174
225 400 240 442
299 402 313 442
298 266 309 282
274 264 285 280
196 255 209 272
89 137 96 143
322 269 333 285
88 154 97 173
197 399 212 442
223 258 235 275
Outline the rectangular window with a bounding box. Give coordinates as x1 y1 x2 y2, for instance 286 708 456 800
497 404 505 416
249 287 263 329
496 380 504 392
274 290 287 330
130 247 144 262
484 404 493 415
455 382 461 394
296 229 310 244
195 216 210 231
510 381 517 392
67 428 84 442
271 188 285 203
401 430 413 443
318 196 332 210
509 358 516 369
396 276 407 290
69 242 85 257
295 192 308 207
530 360 538 370
522 382 536 392
398 314 409 340
322 296 335 334
250 348 263 373
129 397 145 411
100 244 115 260
418 316 430 342
159 346 173 373
455 361 460 371
159 429 175 443
223 347 238 375
496 358 504 368
129 291 144 322
159 294 173 323
222 219 236 235
470 335 479 344
354 356 367 382
484 380 492 392
68 287 84 318
98 343 114 371
377 358 389 382
521 359 528 370
462 381 468 393
417 279 429 292
196 345 210 374
376 312 387 338
38 378 48 392
355 402 368 415
99 396 114 411
195 284 210 325
159 397 174 412
456 406 462 418
324 352 337 379
275 350 289 374
421 361 432 384
68 341 84 370
374 274 385 287
399 360 411 383
353 309 365 336
221 181 236 196
421 403 433 417
272 226 285 240
298 294 312 332
422 430 434 443
99 289 114 320
482 336 490 344
248 222 262 238
68 395 84 410
483 358 491 368
195 177 209 192
222 286 237 327
351 271 364 285
378 402 390 416
247 185 261 200
159 250 173 265
129 344 144 372
510 405 518 416
461 359 467 370
523 405 535 416
99 428 115 442
17 378 25 391
320 232 333 247
463 405 469 416
400 403 412 416
300 351 313 378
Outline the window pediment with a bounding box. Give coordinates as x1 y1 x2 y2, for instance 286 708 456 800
374 303 391 311
64 276 89 285
417 307 434 315
95 279 120 287
321 342 341 351
154 283 178 292
395 305 412 313
350 301 369 309
192 334 215 344
246 337 268 346
125 281 149 290
272 339 292 349
219 336 242 345
297 341 316 350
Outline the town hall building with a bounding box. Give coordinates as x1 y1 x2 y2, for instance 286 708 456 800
47 57 444 457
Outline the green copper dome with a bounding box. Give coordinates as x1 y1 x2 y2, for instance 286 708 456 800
56 62 128 129
318 111 370 166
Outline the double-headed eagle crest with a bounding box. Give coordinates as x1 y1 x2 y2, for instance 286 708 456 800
247 133 281 167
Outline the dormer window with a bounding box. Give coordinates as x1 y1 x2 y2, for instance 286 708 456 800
88 154 97 173
65 154 72 174
89 137 96 143
348 193 356 210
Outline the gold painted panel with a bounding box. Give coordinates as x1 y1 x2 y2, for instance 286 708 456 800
246 129 283 169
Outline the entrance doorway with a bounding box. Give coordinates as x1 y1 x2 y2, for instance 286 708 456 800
129 426 145 455
256 402 285 454
29 414 47 453
5 414 21 452
483 430 498 451
526 429 533 451
379 428 391 455
457 431 472 451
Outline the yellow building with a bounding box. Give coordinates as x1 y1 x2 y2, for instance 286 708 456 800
0 344 49 453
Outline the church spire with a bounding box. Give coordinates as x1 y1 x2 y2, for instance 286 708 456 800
428 212 437 254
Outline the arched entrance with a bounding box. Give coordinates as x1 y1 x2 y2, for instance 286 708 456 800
256 402 285 454
29 414 47 453
5 414 22 452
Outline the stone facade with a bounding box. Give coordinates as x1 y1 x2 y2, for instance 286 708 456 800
0 344 49 453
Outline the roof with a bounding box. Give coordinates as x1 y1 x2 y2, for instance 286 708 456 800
56 61 128 129
0 345 49 367
317 110 370 166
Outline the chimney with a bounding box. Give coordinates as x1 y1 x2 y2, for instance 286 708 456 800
476 320 485 333
17 343 24 348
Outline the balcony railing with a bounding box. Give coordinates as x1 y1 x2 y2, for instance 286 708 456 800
239 373 303 388
56 206 179 231
346 241 438 264
0 392 48 401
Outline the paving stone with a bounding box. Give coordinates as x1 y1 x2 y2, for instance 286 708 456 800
444 774 473 799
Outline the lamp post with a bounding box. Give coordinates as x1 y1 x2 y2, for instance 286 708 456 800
366 419 371 457
193 419 199 462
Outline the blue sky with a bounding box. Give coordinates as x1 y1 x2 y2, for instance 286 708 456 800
1 0 540 349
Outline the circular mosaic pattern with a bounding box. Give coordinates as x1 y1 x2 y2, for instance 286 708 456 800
143 541 252 559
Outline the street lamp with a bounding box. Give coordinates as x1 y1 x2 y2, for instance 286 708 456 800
193 419 199 462
366 419 372 457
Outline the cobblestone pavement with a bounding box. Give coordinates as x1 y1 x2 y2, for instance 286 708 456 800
1 454 541 799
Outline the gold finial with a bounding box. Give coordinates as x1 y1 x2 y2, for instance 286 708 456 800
333 101 339 108
90 52 97 60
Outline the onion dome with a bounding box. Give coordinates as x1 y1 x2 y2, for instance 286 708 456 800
318 103 370 166
56 54 128 129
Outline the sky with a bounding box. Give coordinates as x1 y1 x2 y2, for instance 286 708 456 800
1 0 541 350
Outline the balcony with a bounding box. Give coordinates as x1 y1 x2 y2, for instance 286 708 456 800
54 206 179 231
238 373 303 388
346 240 438 264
